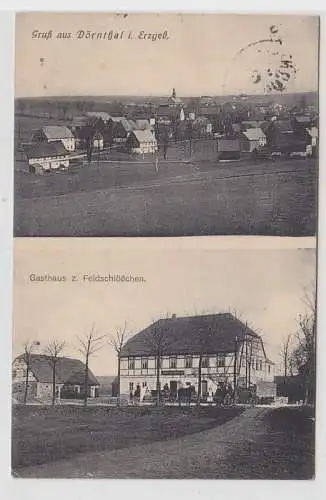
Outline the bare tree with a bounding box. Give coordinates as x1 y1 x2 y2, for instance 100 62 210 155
44 340 65 406
291 290 316 405
22 340 40 404
280 333 293 378
108 322 130 403
146 315 171 406
77 327 105 407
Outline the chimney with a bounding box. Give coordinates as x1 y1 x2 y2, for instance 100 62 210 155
172 313 177 319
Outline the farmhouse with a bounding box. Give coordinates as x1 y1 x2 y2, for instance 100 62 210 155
240 128 266 152
33 125 76 152
111 117 136 143
73 127 104 150
12 354 100 402
24 141 70 173
126 129 158 154
119 313 275 401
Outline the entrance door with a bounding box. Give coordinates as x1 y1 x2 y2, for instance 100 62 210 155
201 380 208 397
170 380 178 398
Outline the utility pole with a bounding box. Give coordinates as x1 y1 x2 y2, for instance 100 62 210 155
233 335 238 398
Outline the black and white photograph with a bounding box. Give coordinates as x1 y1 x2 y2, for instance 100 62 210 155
11 239 316 479
14 13 318 237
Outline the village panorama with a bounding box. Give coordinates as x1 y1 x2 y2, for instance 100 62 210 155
14 88 318 237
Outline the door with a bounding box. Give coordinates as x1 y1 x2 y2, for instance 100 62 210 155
201 380 208 397
170 380 178 398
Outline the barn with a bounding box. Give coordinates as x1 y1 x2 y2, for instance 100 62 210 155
32 125 76 152
24 141 70 173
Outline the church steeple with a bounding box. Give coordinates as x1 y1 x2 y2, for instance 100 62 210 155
172 87 176 99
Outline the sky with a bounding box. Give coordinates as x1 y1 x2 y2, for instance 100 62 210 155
15 13 319 97
12 238 316 375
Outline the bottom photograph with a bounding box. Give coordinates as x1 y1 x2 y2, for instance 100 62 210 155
12 240 316 479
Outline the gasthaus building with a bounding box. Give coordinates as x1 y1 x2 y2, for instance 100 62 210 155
119 313 275 400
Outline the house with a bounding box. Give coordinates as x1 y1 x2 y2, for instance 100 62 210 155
240 128 266 152
111 117 136 143
73 127 104 150
70 115 90 131
306 126 318 157
32 125 76 152
217 136 241 160
12 354 100 402
24 141 70 173
126 130 158 154
119 313 275 401
193 116 213 136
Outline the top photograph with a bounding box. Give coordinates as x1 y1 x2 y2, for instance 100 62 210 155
14 13 319 237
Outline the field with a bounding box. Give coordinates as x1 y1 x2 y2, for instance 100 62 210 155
12 405 243 471
12 405 315 479
14 156 317 237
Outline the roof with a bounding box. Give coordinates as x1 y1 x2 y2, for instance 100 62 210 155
242 128 266 141
217 137 240 151
130 129 157 143
135 119 151 130
41 125 75 140
121 313 261 357
294 115 312 124
85 111 111 122
71 116 90 128
110 116 126 123
15 354 99 385
24 141 68 159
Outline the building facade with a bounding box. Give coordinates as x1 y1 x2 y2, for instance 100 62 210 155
119 313 275 401
12 354 100 402
126 130 158 154
24 141 70 173
33 125 76 152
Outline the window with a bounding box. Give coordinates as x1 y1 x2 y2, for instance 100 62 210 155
201 357 209 368
142 381 147 388
268 364 271 374
129 382 134 392
217 353 226 367
141 358 148 370
128 358 135 370
185 356 193 368
256 360 259 371
169 356 177 369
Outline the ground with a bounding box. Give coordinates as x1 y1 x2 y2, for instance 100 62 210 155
12 405 314 479
14 156 316 237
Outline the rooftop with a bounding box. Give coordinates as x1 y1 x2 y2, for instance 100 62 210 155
14 354 99 385
24 141 69 159
121 313 261 357
41 125 75 140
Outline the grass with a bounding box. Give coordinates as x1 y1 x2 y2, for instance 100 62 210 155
14 158 317 237
12 405 244 470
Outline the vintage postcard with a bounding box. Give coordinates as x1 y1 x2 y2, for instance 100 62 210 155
14 12 319 237
12 238 316 479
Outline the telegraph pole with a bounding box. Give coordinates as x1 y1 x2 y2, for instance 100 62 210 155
233 335 238 398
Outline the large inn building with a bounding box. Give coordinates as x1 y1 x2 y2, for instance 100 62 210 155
120 313 275 399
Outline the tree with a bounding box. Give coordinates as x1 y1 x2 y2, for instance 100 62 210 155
291 291 316 405
108 322 130 403
280 333 293 378
78 327 105 407
44 340 65 406
146 316 171 406
22 340 40 404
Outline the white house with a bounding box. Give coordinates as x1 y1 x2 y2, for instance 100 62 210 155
119 313 275 401
240 127 267 152
12 354 100 402
33 125 76 152
126 129 158 154
24 141 70 173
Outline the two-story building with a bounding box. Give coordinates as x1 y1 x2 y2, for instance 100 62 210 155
119 313 275 401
